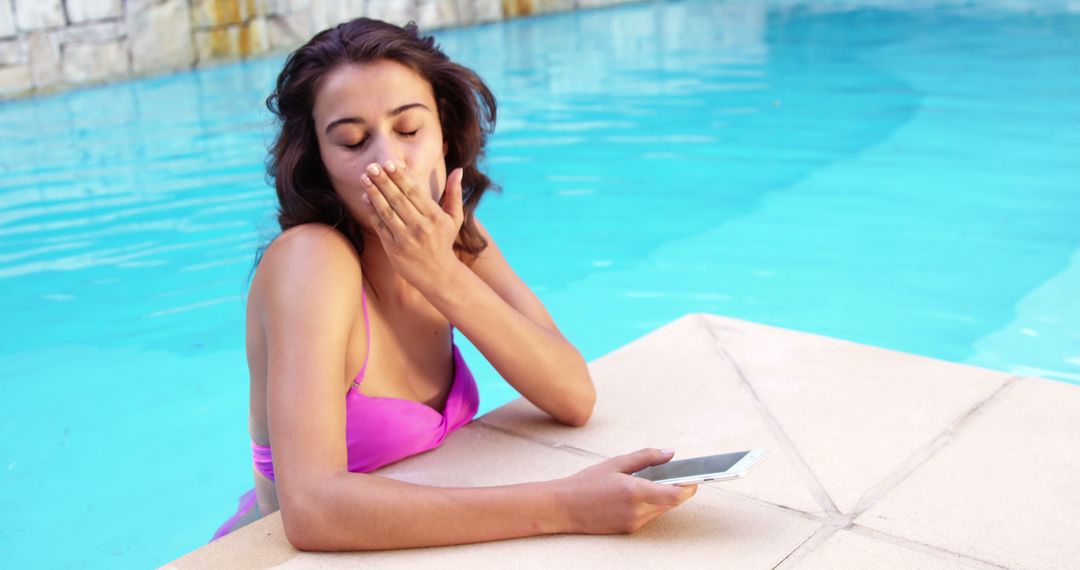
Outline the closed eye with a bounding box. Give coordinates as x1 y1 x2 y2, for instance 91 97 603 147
344 130 418 151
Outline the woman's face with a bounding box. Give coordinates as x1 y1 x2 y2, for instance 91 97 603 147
313 59 448 229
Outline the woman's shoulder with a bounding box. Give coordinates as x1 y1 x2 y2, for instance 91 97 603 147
253 223 363 301
268 223 357 256
261 224 360 270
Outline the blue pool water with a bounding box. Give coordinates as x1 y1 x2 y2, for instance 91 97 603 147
2 0 1079 566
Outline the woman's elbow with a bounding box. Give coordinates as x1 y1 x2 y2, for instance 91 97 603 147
282 506 370 552
281 501 327 551
562 406 592 428
279 488 349 552
559 375 596 427
280 481 385 552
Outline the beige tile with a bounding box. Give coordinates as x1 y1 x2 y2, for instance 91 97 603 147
788 528 989 569
375 422 598 486
700 314 1012 514
276 489 820 569
856 377 1080 569
480 315 823 515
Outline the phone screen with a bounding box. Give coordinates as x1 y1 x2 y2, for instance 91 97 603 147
633 451 751 482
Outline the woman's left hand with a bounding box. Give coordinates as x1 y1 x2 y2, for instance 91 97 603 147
358 160 465 291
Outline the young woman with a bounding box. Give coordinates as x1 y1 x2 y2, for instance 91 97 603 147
212 17 696 550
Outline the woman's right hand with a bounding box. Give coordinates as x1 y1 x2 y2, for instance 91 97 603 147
556 448 698 534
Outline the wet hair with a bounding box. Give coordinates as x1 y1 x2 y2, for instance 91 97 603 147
265 18 496 264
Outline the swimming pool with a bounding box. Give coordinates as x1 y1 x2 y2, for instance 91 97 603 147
1 0 1078 567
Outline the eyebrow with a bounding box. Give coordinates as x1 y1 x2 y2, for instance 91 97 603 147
324 103 431 134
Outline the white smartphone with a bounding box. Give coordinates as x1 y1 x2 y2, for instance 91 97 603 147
632 449 768 485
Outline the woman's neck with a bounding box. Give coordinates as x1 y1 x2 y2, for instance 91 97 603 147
356 229 426 309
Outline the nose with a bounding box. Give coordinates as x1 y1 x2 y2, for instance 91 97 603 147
369 132 405 167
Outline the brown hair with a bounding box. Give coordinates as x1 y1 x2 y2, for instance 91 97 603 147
265 18 496 263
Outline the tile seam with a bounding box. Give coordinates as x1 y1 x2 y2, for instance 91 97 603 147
697 483 825 524
472 420 609 459
848 375 1022 518
770 525 838 570
697 315 843 518
848 524 1010 569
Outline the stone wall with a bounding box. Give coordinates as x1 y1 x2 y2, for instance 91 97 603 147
0 0 638 99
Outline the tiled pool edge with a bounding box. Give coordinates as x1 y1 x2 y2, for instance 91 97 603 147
167 313 1080 569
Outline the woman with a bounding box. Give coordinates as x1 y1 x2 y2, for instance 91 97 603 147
212 17 696 550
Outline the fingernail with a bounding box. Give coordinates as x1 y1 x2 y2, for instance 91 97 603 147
362 193 371 204
660 448 674 455
361 174 373 186
367 164 380 176
383 160 396 173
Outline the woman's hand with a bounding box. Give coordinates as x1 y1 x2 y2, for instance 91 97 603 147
358 160 465 291
556 448 698 534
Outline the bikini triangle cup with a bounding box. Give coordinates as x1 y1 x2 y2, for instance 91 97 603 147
211 286 480 541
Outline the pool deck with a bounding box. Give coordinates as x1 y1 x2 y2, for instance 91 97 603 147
168 314 1080 569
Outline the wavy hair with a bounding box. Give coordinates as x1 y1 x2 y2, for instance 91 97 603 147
265 18 496 264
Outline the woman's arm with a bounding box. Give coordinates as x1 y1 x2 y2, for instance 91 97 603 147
289 449 694 551
256 225 692 551
433 218 595 426
360 163 595 426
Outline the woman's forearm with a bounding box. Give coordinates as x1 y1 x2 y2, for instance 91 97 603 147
283 471 569 551
422 261 595 425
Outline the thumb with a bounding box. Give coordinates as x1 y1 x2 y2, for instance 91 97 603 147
441 167 464 224
606 448 675 475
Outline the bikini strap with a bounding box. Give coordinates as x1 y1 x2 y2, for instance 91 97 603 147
355 285 371 383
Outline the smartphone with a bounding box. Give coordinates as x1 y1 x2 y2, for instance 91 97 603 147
631 449 767 485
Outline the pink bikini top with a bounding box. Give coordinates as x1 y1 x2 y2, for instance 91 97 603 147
251 287 479 480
